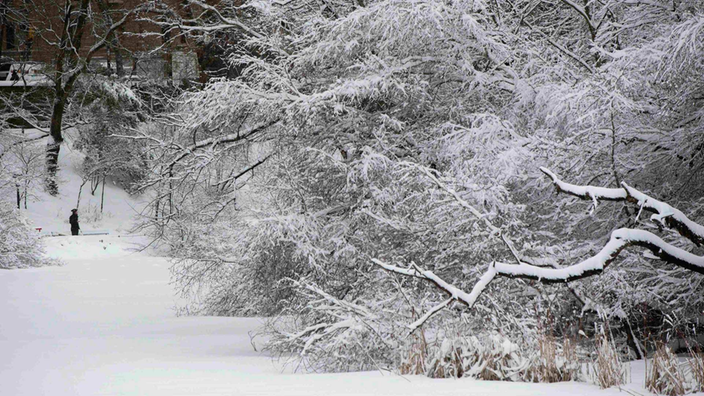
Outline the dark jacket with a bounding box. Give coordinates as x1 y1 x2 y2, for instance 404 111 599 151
69 213 80 230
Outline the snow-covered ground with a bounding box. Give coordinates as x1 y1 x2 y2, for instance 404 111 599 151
0 234 690 396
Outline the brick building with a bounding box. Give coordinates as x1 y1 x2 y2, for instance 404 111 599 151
0 0 199 83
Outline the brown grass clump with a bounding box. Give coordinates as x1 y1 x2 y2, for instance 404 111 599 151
525 332 581 383
589 329 627 389
689 347 704 393
646 343 686 396
399 329 428 375
425 332 582 383
426 334 525 380
426 338 464 379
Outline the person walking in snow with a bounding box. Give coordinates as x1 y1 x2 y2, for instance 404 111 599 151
69 209 80 236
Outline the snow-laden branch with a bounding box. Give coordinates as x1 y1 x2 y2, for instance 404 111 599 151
541 167 704 246
372 168 704 331
540 167 626 200
412 164 500 235
496 228 703 279
374 226 704 330
148 0 264 39
519 17 595 74
559 0 597 35
166 118 280 171
372 258 497 331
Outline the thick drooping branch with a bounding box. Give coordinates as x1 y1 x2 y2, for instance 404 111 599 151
374 226 704 330
372 167 704 331
541 167 704 246
497 228 703 279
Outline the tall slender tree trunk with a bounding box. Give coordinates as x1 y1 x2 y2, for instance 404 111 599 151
100 174 106 212
114 45 124 77
46 97 66 195
76 178 87 209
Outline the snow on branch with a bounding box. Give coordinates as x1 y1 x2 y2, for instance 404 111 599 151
372 258 497 331
374 226 704 330
540 167 627 200
372 169 704 331
496 228 704 279
166 118 280 171
541 167 704 246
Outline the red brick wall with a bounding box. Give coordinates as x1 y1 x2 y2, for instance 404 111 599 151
1 0 194 71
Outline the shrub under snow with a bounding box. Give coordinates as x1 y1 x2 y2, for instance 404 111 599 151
0 209 56 269
424 332 581 382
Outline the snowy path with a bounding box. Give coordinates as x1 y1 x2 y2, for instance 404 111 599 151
1 236 660 396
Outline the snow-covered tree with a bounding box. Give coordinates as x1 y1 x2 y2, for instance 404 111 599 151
0 208 57 269
0 133 56 269
141 0 703 375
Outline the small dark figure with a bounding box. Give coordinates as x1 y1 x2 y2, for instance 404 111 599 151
10 69 19 81
69 209 80 236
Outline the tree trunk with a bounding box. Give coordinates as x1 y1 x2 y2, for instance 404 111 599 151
91 174 99 195
76 178 87 209
46 98 66 195
100 174 106 212
115 46 124 77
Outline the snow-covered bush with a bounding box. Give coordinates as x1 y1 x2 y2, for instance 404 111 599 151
0 209 56 269
263 285 408 373
137 0 704 377
646 344 687 396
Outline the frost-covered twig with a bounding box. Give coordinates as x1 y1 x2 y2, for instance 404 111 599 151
166 119 280 171
414 165 500 235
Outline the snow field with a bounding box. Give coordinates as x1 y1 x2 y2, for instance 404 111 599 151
1 235 692 396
